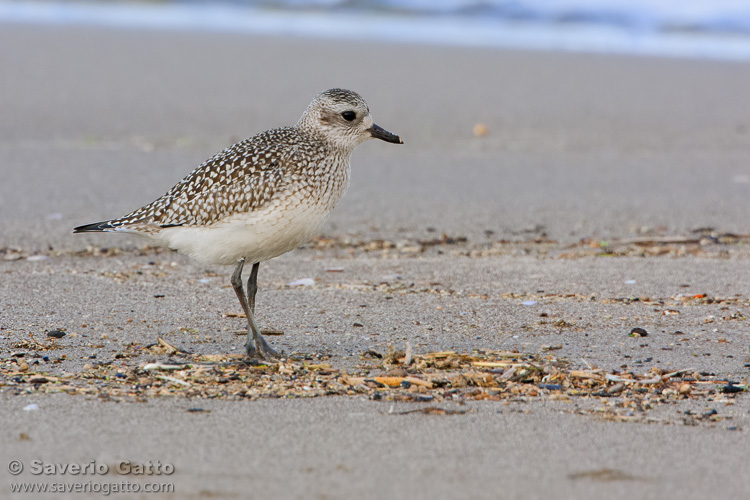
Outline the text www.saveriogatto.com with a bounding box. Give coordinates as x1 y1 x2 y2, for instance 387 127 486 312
7 460 175 495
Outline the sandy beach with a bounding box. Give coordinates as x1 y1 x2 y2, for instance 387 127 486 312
2 24 750 499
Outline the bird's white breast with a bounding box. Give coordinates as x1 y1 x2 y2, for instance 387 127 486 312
156 173 348 266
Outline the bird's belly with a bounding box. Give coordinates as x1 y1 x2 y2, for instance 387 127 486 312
159 198 331 266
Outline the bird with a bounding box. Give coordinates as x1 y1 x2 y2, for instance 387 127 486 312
74 88 402 359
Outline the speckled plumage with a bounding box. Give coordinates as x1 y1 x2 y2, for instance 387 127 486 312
74 88 402 359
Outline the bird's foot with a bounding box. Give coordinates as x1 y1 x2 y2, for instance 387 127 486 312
245 334 281 360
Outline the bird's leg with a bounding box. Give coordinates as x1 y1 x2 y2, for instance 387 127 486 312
248 261 285 337
231 259 279 360
246 262 259 316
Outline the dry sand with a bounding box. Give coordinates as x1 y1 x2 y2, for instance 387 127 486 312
1 24 750 499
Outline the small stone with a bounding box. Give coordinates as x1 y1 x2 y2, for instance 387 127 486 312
630 328 648 337
46 330 66 339
473 123 488 137
721 383 744 394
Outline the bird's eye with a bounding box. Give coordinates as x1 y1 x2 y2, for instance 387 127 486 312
341 111 356 122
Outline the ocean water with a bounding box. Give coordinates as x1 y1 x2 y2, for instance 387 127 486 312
2 0 750 61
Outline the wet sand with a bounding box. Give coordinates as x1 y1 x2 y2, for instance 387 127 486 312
2 24 750 499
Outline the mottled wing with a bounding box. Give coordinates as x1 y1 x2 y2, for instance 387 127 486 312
108 130 298 231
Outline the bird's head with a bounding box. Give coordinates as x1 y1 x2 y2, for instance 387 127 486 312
297 88 403 151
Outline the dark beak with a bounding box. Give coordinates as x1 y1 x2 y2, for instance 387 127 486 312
369 123 403 144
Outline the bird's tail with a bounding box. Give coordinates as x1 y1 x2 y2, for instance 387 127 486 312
73 221 117 233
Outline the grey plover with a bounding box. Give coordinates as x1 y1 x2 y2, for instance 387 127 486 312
74 88 402 359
